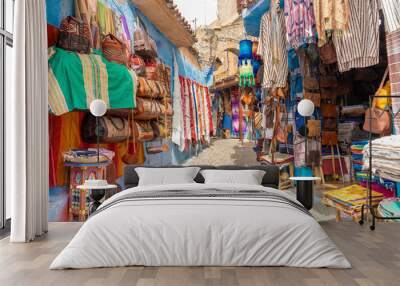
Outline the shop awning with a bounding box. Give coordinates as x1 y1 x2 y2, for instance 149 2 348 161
132 0 196 47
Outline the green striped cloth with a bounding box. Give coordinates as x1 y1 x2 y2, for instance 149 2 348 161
48 47 135 116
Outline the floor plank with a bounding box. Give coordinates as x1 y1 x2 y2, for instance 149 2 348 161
0 221 399 286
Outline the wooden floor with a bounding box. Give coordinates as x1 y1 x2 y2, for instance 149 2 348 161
0 222 399 286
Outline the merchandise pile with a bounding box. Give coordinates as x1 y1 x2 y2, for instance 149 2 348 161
363 135 400 182
322 184 384 219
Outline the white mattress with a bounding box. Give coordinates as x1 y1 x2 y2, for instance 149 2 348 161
50 183 351 269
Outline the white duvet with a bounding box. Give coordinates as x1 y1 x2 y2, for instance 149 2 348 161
50 183 351 269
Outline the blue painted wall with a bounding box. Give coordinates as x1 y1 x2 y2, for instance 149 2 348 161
46 0 211 165
46 0 74 27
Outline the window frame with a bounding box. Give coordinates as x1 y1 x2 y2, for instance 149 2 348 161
0 0 13 232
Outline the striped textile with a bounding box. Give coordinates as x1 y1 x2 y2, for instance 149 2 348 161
48 47 135 115
257 4 288 89
386 29 400 134
333 0 380 72
380 0 400 33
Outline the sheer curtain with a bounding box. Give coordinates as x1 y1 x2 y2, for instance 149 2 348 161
8 0 49 242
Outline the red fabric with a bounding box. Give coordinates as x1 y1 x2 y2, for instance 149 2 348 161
322 157 349 176
186 78 196 145
179 76 189 150
205 87 214 136
49 114 62 187
47 24 59 47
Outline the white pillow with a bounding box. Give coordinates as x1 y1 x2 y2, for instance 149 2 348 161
136 167 201 186
200 169 266 185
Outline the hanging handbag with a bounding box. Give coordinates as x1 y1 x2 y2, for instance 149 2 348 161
102 34 129 66
321 88 337 101
321 104 338 118
323 118 338 130
137 77 167 99
57 16 91 53
134 16 158 57
122 109 138 165
135 98 163 120
303 76 319 91
322 131 338 145
304 92 321 107
130 55 146 75
319 40 337 64
320 76 338 88
133 120 156 141
145 62 158 80
307 120 321 137
81 113 130 144
363 103 391 135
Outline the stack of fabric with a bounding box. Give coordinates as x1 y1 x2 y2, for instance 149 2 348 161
363 135 400 182
351 140 368 181
378 198 400 221
323 184 384 219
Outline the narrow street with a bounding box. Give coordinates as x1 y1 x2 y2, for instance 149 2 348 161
185 139 259 166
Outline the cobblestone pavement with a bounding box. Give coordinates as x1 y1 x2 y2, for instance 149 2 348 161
184 138 259 166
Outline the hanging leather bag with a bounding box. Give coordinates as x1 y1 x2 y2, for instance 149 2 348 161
363 102 391 135
322 131 338 145
307 120 321 137
58 16 91 54
134 16 158 57
133 120 156 141
122 109 138 165
304 92 321 107
319 40 337 64
320 76 338 88
321 104 338 118
81 113 130 144
102 34 129 66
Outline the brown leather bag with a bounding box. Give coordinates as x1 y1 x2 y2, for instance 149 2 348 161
133 121 156 141
320 76 338 88
81 113 130 144
304 92 321 107
303 76 319 91
321 104 338 118
321 88 337 101
307 120 321 137
122 109 138 165
57 16 91 54
102 34 129 66
322 131 338 145
319 40 337 64
323 118 338 130
134 17 158 57
363 104 391 135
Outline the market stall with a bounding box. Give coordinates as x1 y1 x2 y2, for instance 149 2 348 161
239 0 400 218
47 0 213 221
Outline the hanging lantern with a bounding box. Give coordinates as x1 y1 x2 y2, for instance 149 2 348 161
239 39 253 60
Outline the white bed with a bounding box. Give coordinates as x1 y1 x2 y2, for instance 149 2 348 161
50 183 351 269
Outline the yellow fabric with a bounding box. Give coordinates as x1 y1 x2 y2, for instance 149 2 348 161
324 184 384 206
375 81 391 110
314 0 350 46
56 112 83 186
